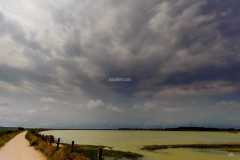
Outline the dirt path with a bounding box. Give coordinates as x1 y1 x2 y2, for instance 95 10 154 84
0 131 47 160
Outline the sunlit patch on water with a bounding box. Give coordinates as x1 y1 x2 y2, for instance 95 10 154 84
228 153 235 157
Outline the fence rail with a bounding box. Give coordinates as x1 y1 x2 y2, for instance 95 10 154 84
42 135 103 160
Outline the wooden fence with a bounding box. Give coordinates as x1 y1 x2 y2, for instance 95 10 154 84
42 135 103 160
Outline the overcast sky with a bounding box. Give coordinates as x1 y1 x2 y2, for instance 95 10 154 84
0 0 240 128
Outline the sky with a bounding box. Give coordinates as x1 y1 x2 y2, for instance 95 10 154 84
0 0 240 128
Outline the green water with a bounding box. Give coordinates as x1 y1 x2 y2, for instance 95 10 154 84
42 130 240 160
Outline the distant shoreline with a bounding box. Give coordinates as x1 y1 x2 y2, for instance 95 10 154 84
142 144 240 151
38 127 240 132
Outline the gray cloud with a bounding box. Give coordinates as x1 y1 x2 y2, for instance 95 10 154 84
0 0 240 128
47 0 240 96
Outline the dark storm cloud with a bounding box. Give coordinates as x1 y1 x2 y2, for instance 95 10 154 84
48 0 240 99
0 0 239 98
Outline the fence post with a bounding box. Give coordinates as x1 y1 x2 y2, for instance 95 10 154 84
56 138 60 150
50 135 54 144
98 148 103 160
71 141 74 152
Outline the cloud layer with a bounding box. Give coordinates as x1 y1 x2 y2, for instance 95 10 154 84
0 0 240 128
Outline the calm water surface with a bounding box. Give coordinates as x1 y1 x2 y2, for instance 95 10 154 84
42 130 240 160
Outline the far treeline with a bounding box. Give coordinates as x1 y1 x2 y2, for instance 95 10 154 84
2 126 240 132
118 127 240 131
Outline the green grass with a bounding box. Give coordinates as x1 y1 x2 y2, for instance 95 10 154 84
142 144 240 151
26 129 142 160
0 128 13 132
0 130 21 148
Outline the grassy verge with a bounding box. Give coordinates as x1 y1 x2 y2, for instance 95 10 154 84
72 144 142 160
0 130 21 148
142 144 240 151
26 130 88 160
26 130 142 160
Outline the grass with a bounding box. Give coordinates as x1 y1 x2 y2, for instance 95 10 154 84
142 144 240 151
0 130 22 148
71 144 142 160
26 129 142 160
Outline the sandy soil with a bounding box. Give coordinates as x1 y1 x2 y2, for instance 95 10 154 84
0 131 46 160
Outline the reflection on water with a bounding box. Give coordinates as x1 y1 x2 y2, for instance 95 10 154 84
42 130 240 160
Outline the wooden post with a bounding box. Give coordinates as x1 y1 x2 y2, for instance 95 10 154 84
98 148 103 160
50 135 54 144
57 138 60 150
71 141 74 152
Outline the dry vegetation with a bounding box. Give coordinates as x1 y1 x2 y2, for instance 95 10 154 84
26 130 88 160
